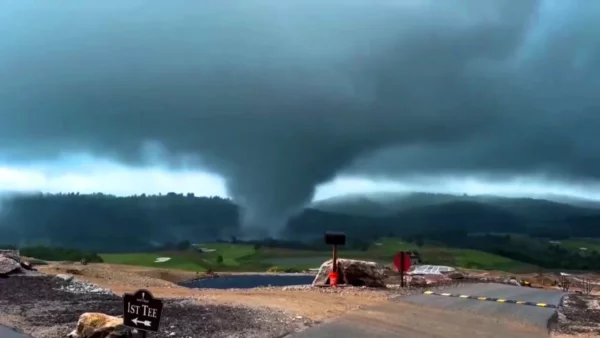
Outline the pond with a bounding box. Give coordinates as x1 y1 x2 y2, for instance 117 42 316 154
0 325 31 338
181 274 315 289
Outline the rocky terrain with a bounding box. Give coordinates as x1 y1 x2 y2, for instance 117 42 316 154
0 250 39 277
554 294 600 336
0 275 313 338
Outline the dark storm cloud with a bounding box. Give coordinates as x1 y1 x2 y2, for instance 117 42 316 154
1 0 599 234
347 1 600 182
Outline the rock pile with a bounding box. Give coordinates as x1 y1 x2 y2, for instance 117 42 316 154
313 258 386 288
56 275 114 295
0 251 37 277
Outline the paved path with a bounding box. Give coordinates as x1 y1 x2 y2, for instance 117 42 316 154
289 284 564 338
399 284 564 329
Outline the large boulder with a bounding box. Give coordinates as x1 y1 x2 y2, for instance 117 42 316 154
0 254 21 276
0 250 20 263
312 258 386 288
68 313 134 338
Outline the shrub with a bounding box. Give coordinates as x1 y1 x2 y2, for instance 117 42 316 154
176 240 192 251
559 275 572 292
580 277 596 295
267 266 300 273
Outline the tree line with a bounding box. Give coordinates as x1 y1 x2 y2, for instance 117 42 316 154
0 192 598 270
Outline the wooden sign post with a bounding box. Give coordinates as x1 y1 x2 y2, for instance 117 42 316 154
324 231 346 287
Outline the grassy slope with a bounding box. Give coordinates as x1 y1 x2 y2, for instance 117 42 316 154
360 238 536 272
100 252 208 271
560 238 600 252
100 237 537 273
101 243 263 272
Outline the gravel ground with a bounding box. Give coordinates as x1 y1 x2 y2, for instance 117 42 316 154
0 275 312 338
554 294 600 336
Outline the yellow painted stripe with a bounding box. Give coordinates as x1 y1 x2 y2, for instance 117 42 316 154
459 295 469 298
536 303 547 307
497 299 506 303
516 301 526 305
441 293 451 296
423 291 434 295
477 297 487 300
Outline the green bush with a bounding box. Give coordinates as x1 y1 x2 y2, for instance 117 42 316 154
283 267 301 273
267 266 280 273
176 240 192 251
19 246 103 263
266 266 301 273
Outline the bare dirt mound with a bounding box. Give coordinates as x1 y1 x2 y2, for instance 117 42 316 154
38 263 196 288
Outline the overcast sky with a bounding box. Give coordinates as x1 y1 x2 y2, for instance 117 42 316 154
1 0 599 232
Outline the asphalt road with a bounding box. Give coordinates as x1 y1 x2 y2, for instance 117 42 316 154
288 284 565 338
0 325 31 338
399 284 565 329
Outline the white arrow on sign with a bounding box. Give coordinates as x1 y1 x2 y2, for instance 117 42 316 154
132 318 152 327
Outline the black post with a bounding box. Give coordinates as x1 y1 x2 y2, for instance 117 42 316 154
400 251 405 288
332 244 338 273
139 331 147 338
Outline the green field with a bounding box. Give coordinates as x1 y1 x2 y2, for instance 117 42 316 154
100 252 208 271
560 238 600 252
99 237 536 273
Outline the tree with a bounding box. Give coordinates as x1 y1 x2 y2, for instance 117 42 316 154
253 244 262 251
415 236 425 248
176 240 191 251
216 255 224 264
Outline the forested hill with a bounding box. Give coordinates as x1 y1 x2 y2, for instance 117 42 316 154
0 192 599 252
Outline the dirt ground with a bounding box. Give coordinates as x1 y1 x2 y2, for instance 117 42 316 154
37 263 600 337
0 276 307 338
39 263 391 322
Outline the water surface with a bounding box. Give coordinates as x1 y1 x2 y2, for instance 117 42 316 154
0 325 31 338
181 275 314 289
